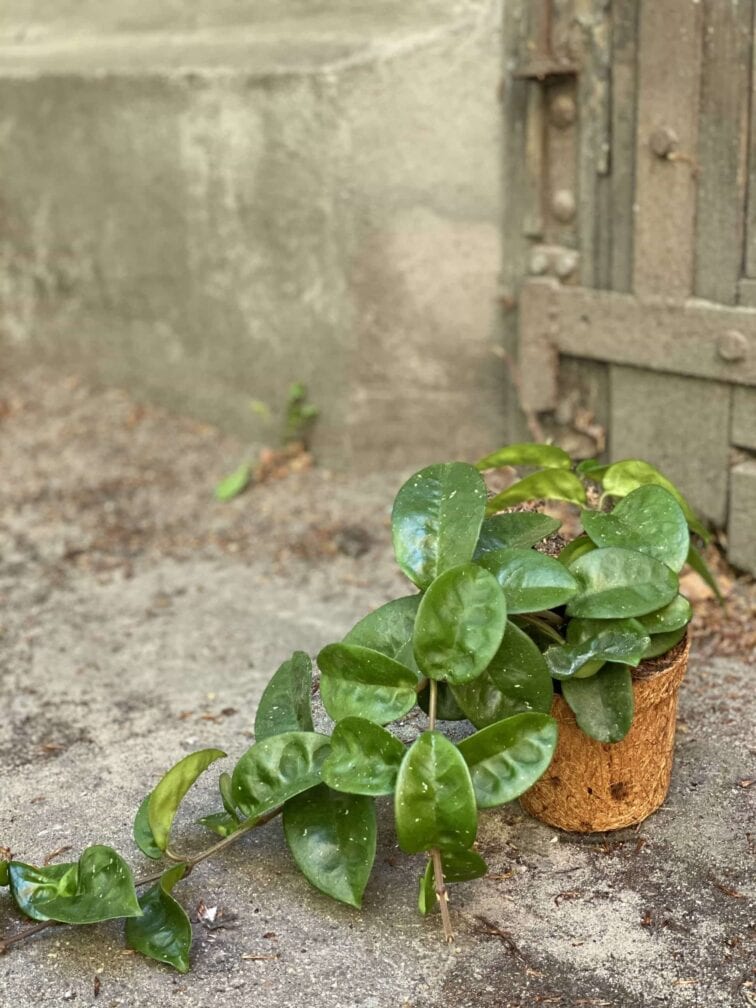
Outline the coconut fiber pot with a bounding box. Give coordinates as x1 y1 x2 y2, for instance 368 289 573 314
521 635 690 832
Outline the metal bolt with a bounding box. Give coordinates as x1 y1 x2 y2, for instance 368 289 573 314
554 250 578 280
717 329 748 362
529 249 550 275
549 94 576 129
551 189 576 223
649 126 678 159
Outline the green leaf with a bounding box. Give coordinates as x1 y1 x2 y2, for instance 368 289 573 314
576 458 611 479
318 643 418 725
557 535 596 567
394 731 477 854
581 485 689 572
562 663 634 742
321 717 406 796
391 462 487 590
457 713 558 808
476 443 572 471
214 461 251 502
473 513 561 557
0 860 10 887
486 470 587 514
642 626 687 659
133 794 163 861
512 613 566 647
477 548 578 614
637 595 692 635
544 630 650 681
418 847 487 916
125 864 191 973
686 543 724 605
599 460 709 540
197 812 241 837
418 681 467 721
219 772 238 817
412 564 506 684
343 594 421 667
231 731 331 819
566 547 678 619
451 620 553 727
254 651 314 741
283 786 376 908
9 846 141 924
148 749 226 853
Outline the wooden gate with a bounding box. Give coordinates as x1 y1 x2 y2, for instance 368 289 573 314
501 0 756 574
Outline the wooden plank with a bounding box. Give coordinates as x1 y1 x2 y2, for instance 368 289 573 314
732 387 756 450
737 277 756 306
610 369 731 526
633 0 703 297
728 461 756 574
695 0 753 304
609 0 639 293
744 0 756 277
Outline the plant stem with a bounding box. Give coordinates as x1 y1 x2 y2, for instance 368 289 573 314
427 680 454 943
0 920 56 955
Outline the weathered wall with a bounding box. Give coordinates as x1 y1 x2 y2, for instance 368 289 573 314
0 1 506 468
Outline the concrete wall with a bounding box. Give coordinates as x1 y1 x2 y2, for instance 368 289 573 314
0 1 506 468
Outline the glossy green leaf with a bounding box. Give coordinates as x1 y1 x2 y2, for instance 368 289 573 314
231 731 331 819
125 864 191 973
566 547 678 619
599 460 709 540
391 462 487 590
283 785 376 908
394 731 477 854
557 535 596 567
214 461 251 502
418 847 487 916
412 564 506 684
457 713 557 808
576 459 611 479
512 613 566 647
544 630 650 681
343 594 421 669
197 812 241 837
321 717 406 795
477 548 578 614
476 443 572 471
418 681 467 721
637 595 692 635
686 543 724 605
0 860 10 887
9 846 141 924
318 643 418 725
562 663 634 742
566 616 647 644
642 626 687 659
486 470 587 514
133 793 163 861
254 651 314 741
219 772 238 817
148 749 226 853
451 620 553 726
581 485 689 572
473 512 561 558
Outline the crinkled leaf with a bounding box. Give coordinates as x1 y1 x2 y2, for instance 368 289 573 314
562 663 634 743
231 731 331 819
395 731 477 854
418 847 487 915
476 443 572 471
473 513 561 558
457 713 557 808
9 846 141 924
343 594 421 667
486 470 587 514
133 793 163 861
642 626 687 659
566 547 678 619
321 717 406 796
413 564 506 685
451 620 553 727
418 680 467 721
125 864 191 973
197 812 241 837
557 535 596 567
637 595 692 635
599 459 709 540
148 749 226 853
477 548 578 614
214 461 251 502
283 785 376 908
581 485 689 572
391 462 487 590
545 630 650 681
318 643 418 725
686 543 724 605
254 651 314 742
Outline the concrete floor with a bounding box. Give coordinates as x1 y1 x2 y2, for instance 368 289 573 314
1 370 754 1008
